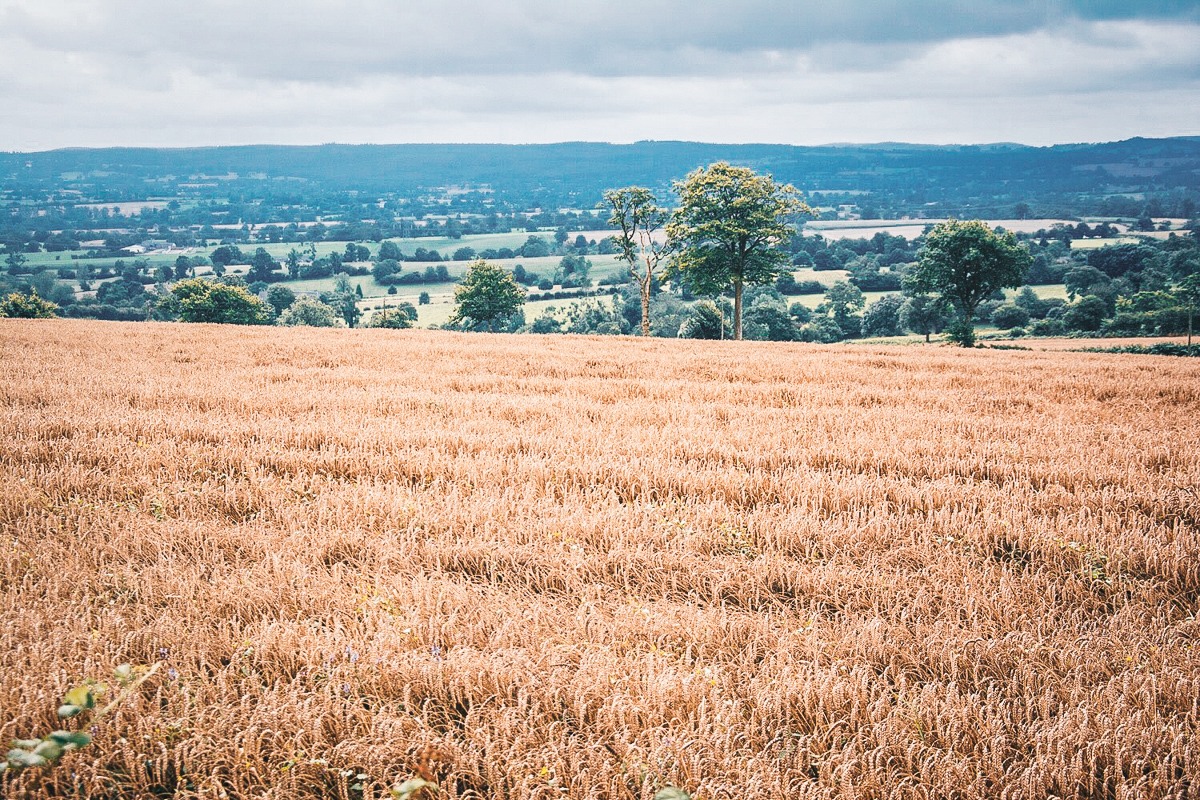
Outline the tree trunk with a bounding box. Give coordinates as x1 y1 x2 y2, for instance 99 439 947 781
954 301 977 347
733 281 744 340
640 277 651 337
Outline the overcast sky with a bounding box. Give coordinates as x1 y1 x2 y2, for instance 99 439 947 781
2 0 1198 151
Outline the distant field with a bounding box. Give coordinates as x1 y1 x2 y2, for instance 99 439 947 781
2 320 1197 799
784 269 890 311
1027 284 1070 300
228 230 609 261
804 218 1078 241
1070 237 1143 250
1015 335 1192 351
361 289 624 329
76 201 172 215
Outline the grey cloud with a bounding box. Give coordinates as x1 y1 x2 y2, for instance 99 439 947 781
5 0 1200 85
0 0 1197 150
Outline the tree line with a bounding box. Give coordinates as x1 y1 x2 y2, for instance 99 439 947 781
444 163 1197 347
5 161 1199 348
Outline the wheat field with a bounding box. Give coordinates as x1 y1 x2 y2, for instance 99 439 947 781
2 319 1199 800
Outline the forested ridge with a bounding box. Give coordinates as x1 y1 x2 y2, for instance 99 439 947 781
4 137 1199 217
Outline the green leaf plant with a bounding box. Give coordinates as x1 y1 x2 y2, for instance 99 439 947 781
3 662 160 775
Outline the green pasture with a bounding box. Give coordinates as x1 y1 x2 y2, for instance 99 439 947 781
217 229 612 262
1025 284 1070 300
359 293 458 328
1069 237 1142 250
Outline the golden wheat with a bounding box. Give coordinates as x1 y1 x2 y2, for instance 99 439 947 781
1 319 1198 799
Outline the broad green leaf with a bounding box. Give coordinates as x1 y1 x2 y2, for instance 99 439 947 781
48 730 91 749
32 740 63 761
6 750 48 768
114 664 134 682
63 685 95 709
56 704 83 719
11 739 41 749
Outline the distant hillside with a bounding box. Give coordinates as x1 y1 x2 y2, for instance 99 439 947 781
3 137 1199 217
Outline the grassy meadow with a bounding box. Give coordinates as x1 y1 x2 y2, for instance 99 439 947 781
2 319 1199 799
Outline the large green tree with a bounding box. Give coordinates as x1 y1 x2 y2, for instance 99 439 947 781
824 281 865 337
163 278 271 325
4 250 28 274
265 285 297 316
449 260 526 331
605 186 670 336
666 163 809 339
904 219 1031 346
898 294 950 342
378 240 403 262
247 248 281 283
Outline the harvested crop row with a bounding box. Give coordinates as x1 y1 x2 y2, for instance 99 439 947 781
2 319 1198 799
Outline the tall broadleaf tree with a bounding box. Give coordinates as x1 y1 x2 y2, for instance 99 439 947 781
449 259 526 331
605 186 669 336
666 163 809 340
904 219 1032 347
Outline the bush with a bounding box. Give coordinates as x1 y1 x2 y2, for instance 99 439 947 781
1080 343 1198 357
530 312 563 334
679 301 725 339
743 301 799 341
861 294 905 337
372 259 401 283
0 289 58 318
277 297 342 327
1062 295 1108 332
799 314 845 343
788 302 813 324
991 304 1031 330
1103 307 1190 336
1029 318 1065 336
368 306 416 329
266 286 297 316
62 302 148 321
775 272 825 295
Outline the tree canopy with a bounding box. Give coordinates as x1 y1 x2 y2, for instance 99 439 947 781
666 163 809 339
449 260 526 331
163 278 272 325
277 297 342 327
905 219 1031 346
0 289 58 318
368 304 418 329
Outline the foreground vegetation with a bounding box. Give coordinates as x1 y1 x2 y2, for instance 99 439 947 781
2 319 1198 798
